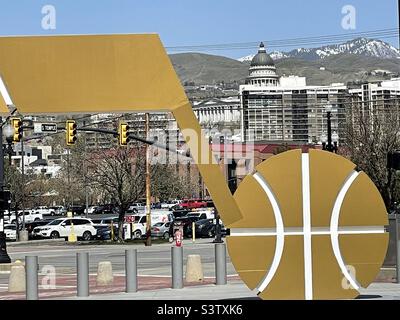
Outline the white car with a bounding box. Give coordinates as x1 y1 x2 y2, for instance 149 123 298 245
32 217 97 241
4 224 16 241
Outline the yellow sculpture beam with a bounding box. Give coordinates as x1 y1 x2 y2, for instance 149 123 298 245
0 34 243 226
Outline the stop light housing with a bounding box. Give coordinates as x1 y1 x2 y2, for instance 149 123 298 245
11 118 22 142
119 122 130 146
66 120 77 145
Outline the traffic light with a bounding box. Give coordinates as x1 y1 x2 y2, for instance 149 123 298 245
66 120 77 145
119 122 130 146
11 118 22 142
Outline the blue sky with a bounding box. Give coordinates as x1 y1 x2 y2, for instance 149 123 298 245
0 0 397 58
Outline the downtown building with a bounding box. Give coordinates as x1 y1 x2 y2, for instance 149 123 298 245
240 42 347 144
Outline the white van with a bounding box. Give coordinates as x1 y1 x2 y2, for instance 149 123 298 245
127 210 173 239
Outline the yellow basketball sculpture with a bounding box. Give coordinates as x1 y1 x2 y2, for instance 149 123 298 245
0 34 388 300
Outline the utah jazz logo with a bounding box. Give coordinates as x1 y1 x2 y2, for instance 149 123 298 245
0 34 388 300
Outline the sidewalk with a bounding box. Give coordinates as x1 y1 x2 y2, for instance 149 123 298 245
51 281 400 300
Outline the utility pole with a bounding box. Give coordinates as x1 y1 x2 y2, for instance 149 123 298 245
67 147 71 213
21 136 26 229
145 113 152 246
84 121 89 218
0 117 11 263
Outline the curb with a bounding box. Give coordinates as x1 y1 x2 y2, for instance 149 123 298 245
7 238 66 247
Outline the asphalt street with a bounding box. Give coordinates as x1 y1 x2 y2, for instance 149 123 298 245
0 238 236 295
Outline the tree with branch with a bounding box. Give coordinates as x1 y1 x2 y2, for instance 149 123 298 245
343 97 400 210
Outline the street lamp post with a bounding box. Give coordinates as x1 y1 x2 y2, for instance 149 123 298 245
321 105 339 153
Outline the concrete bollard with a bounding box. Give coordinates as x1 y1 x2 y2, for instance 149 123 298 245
9 260 26 292
97 261 113 286
19 230 29 242
185 254 204 282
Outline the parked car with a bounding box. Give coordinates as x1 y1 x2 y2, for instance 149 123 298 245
151 202 162 209
49 206 66 216
187 219 227 238
129 202 146 212
161 200 182 210
94 224 118 240
173 216 203 238
25 220 53 239
151 221 172 239
32 217 97 241
68 205 85 215
178 199 207 210
93 204 116 214
4 224 16 241
172 209 190 218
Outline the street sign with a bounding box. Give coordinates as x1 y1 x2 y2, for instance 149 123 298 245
33 123 57 133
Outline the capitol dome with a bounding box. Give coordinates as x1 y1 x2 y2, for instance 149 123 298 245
246 42 279 87
250 42 275 67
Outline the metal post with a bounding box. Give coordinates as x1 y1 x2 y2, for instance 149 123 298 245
26 255 38 300
77 252 89 297
396 214 400 283
67 148 70 212
21 137 25 229
171 246 183 289
125 249 137 293
84 120 89 219
327 111 332 152
0 117 10 263
215 243 227 285
145 113 151 246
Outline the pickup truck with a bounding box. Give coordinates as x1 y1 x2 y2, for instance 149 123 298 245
179 199 207 210
31 206 57 216
4 210 43 224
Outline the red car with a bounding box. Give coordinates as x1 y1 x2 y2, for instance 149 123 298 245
179 199 207 210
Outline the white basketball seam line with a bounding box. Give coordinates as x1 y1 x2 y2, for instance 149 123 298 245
302 153 313 300
253 172 284 294
230 226 385 236
330 170 361 291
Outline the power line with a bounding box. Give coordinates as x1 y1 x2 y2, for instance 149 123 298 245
166 28 400 52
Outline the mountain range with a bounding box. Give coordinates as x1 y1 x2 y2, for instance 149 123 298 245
238 38 400 62
169 38 400 87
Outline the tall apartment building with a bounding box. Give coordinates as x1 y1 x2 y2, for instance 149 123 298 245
240 42 348 143
348 79 400 115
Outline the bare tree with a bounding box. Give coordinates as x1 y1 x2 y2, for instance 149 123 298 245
344 97 400 210
85 145 146 241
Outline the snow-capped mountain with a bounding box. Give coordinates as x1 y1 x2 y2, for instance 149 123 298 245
237 54 255 62
238 38 400 62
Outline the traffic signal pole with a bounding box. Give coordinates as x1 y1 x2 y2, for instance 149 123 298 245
145 113 152 246
0 117 11 263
